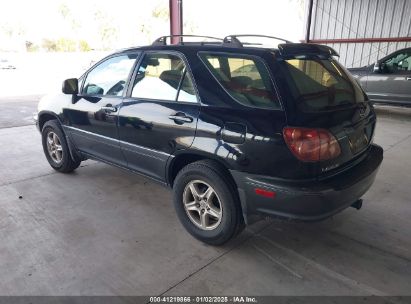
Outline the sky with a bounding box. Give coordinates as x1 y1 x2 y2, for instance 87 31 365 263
0 0 305 50
184 0 305 42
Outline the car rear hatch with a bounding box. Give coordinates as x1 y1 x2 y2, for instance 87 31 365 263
274 43 376 176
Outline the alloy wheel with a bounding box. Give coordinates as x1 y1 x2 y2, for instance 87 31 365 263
183 180 223 230
46 131 63 164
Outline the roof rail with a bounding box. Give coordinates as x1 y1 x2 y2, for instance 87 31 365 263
223 34 292 47
152 35 223 46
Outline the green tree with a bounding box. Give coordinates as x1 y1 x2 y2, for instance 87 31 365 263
94 9 118 50
79 40 91 52
26 41 39 52
58 2 82 50
42 39 57 52
152 4 169 20
56 38 76 52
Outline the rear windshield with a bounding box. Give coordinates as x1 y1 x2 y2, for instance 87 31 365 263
281 56 365 111
199 52 281 109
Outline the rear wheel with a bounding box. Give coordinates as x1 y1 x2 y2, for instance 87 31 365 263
41 120 81 173
173 160 243 245
183 180 223 231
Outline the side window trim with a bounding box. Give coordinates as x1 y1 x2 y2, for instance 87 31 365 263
197 51 283 110
125 50 200 104
80 52 140 98
124 51 146 98
175 68 187 101
122 51 142 96
78 75 85 93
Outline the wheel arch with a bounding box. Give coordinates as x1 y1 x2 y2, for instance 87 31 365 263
166 151 235 188
39 111 84 162
169 153 247 238
38 111 62 131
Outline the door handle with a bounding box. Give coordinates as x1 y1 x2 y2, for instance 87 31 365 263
101 106 117 113
406 77 411 81
168 114 193 123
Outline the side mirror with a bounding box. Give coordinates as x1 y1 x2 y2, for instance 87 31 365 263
373 62 382 73
62 78 79 94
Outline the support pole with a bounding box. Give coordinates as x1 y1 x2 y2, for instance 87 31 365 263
305 0 314 43
170 0 183 44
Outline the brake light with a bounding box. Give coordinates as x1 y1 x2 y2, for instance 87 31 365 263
283 127 341 162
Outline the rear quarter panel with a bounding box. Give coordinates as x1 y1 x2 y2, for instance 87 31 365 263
190 106 318 179
185 48 318 179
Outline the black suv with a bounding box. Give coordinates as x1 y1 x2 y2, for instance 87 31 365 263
36 35 383 245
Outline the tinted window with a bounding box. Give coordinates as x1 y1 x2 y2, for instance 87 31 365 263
199 53 280 109
282 57 365 111
82 54 137 96
131 53 197 103
383 51 411 73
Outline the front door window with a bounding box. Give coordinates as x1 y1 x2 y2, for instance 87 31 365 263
83 54 137 96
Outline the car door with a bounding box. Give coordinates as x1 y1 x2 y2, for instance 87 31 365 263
64 52 139 165
366 49 411 105
117 51 200 182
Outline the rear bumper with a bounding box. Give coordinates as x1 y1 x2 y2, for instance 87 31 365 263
231 144 383 223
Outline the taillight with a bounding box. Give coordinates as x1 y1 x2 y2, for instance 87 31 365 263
283 127 341 162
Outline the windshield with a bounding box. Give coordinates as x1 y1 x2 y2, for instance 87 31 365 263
281 56 365 111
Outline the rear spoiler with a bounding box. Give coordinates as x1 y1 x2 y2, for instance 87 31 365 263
278 43 339 57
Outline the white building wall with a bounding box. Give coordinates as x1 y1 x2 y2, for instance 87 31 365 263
307 0 411 67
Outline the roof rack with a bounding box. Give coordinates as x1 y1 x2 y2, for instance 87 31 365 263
223 34 292 47
151 34 292 49
152 35 223 46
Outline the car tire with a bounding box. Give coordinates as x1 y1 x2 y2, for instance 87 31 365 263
41 120 81 173
173 160 243 245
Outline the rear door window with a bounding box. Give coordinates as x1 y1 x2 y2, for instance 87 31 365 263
131 53 197 103
199 52 281 109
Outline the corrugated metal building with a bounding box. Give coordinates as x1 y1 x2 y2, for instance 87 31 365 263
305 0 411 68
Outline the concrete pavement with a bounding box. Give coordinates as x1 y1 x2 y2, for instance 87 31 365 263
0 102 410 296
0 95 41 129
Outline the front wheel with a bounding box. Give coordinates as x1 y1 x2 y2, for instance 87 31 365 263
173 160 243 245
41 120 81 173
